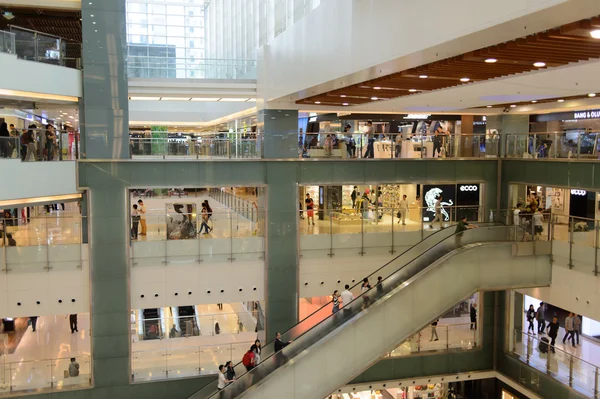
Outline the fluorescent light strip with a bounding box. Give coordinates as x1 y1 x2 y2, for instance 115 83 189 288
219 98 249 102
130 97 161 101
190 98 221 102
160 97 191 101
0 89 78 103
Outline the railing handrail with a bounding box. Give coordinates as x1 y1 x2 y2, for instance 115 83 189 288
142 311 243 321
516 329 598 369
9 25 64 40
4 353 90 365
132 340 255 355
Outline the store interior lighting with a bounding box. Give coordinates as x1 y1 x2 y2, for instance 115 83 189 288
129 97 256 102
590 29 600 39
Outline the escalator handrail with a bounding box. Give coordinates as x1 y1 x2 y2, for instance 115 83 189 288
190 223 505 399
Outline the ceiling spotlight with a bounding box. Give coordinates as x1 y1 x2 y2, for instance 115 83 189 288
460 78 470 82
486 105 493 108
419 75 428 79
2 12 15 20
371 97 379 101
533 62 546 68
589 93 597 97
340 95 346 98
510 104 517 108
408 89 418 92
531 100 537 103
485 58 497 63
590 30 600 39
557 99 564 103
342 103 349 106
373 87 381 90
315 101 321 104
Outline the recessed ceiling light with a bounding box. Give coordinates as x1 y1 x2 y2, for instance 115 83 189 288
371 97 379 100
315 101 321 104
419 75 428 79
533 62 546 67
510 104 517 108
373 87 381 90
408 89 418 92
589 93 597 98
190 97 220 101
460 78 470 82
160 97 191 101
485 58 497 63
342 103 349 106
591 30 600 39
531 100 537 103
340 95 346 98
486 105 493 108
557 99 564 103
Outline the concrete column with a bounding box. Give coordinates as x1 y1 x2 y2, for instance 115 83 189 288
258 109 299 159
460 115 474 157
486 114 529 157
81 0 130 159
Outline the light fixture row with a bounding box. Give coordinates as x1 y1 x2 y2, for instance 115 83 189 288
129 97 256 102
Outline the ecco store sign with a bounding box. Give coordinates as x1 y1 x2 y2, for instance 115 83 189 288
570 189 587 196
459 185 478 192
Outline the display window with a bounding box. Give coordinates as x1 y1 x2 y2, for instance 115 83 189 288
334 383 448 399
421 183 482 222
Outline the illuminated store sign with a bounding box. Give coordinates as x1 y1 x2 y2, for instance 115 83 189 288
574 110 600 120
570 189 587 196
404 114 430 120
459 185 478 192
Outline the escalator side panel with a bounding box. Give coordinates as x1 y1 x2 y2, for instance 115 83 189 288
239 244 551 399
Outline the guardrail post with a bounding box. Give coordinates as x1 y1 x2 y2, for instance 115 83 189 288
595 224 599 276
594 366 598 398
569 355 574 387
569 218 574 269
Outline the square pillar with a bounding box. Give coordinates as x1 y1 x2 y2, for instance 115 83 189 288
259 109 299 159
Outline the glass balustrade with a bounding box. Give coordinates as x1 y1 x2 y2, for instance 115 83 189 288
0 129 79 162
5 27 81 69
388 323 478 357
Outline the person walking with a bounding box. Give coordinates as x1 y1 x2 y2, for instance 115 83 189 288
430 195 444 229
536 302 546 333
563 312 576 347
546 316 560 353
430 319 439 341
137 200 147 236
131 204 140 239
24 125 37 161
432 126 447 158
0 122 10 158
363 121 375 158
573 313 581 345
29 316 38 332
68 358 80 377
513 203 522 240
470 303 477 330
45 124 56 161
305 193 315 226
332 290 340 314
351 186 358 209
199 205 211 235
398 194 409 225
526 304 536 334
68 314 78 333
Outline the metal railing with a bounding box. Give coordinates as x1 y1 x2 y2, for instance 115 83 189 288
0 355 91 394
512 330 599 398
129 134 260 159
0 30 15 54
387 322 479 358
208 188 259 224
0 129 79 161
126 56 257 79
8 26 81 69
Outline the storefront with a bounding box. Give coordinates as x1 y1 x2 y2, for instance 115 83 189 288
330 384 448 399
421 183 484 223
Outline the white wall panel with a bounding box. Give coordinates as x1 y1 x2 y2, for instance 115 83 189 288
0 244 89 318
0 160 78 201
0 52 81 98
259 0 600 102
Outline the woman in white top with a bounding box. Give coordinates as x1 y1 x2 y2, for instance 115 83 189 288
253 340 262 364
217 365 233 390
533 210 544 239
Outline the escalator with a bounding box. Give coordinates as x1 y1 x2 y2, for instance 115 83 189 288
189 226 552 399
142 308 161 340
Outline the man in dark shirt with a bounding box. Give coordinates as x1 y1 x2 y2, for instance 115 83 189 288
351 186 358 208
274 332 291 352
546 316 560 353
470 303 477 330
455 216 476 246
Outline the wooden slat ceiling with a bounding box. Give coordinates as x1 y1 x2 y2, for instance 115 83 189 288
479 93 596 109
0 6 81 42
297 17 600 107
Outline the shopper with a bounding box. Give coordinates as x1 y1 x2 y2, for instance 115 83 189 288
360 278 371 294
573 313 581 345
526 305 536 334
274 332 291 352
169 324 178 338
225 361 236 381
533 209 543 239
253 340 262 364
454 216 476 246
470 303 477 330
430 319 439 341
68 313 78 333
432 126 446 158
536 302 546 333
430 195 444 230
24 125 37 161
376 276 383 293
215 322 221 335
137 200 147 236
217 364 233 390
513 203 522 240
324 134 333 156
332 290 340 314
363 121 374 158
6 233 16 247
397 194 409 225
305 193 315 226
242 347 256 372
68 358 80 377
546 316 559 353
340 284 354 311
29 316 38 332
45 124 56 161
344 125 355 158
131 204 140 239
351 186 358 209
562 312 576 347
0 122 10 158
199 205 211 234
